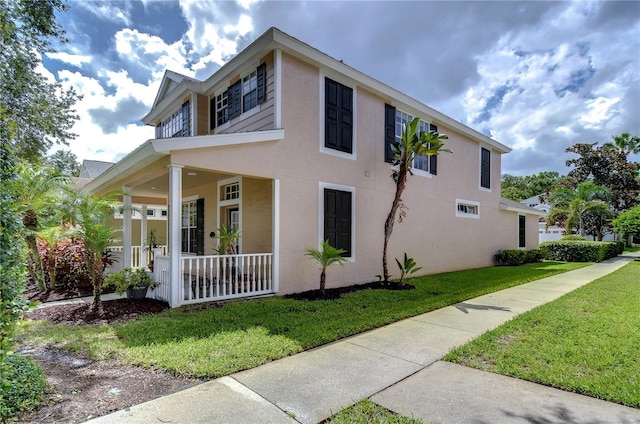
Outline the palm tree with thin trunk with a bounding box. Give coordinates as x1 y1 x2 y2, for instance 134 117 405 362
305 240 348 296
548 181 612 238
382 118 450 282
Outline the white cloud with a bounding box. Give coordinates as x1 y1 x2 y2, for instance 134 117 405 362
75 1 132 26
45 52 92 67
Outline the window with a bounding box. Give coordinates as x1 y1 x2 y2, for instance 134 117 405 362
224 63 267 122
156 101 190 138
182 199 204 254
325 77 353 154
456 199 480 219
161 210 168 217
146 209 155 217
222 182 240 201
210 90 228 129
481 147 491 189
385 104 437 175
519 215 526 248
323 187 353 257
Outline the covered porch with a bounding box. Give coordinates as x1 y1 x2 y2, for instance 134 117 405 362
87 138 280 308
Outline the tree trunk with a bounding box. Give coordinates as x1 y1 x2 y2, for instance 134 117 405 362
383 162 408 281
319 268 326 295
26 235 46 291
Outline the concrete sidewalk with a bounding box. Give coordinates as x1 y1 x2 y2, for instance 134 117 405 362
86 253 640 424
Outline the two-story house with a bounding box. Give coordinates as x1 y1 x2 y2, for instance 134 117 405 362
85 27 542 307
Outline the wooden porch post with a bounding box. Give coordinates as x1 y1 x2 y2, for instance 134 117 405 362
122 186 132 269
168 164 183 308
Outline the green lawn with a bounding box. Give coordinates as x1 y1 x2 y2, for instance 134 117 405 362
19 261 588 378
445 260 640 407
326 400 423 424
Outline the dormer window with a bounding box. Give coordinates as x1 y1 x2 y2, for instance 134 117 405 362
156 101 190 139
211 63 266 128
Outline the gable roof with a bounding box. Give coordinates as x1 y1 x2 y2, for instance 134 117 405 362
500 198 546 216
79 160 114 178
142 27 511 154
151 70 201 111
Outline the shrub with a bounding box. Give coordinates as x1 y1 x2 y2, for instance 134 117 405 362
0 355 47 422
540 240 622 262
495 249 546 266
561 234 586 241
104 268 157 295
39 238 93 289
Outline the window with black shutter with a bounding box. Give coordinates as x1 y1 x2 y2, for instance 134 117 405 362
429 123 438 175
325 78 353 154
481 147 491 189
324 188 352 257
518 215 526 248
227 80 242 120
209 97 216 130
224 63 267 122
181 199 204 255
384 104 396 163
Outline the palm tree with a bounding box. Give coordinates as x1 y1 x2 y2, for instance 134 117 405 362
64 188 120 307
604 132 640 155
548 182 612 238
305 240 348 295
12 161 68 291
382 118 450 282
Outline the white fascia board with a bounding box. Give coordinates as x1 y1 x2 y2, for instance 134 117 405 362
84 141 167 194
499 203 547 216
151 129 285 153
142 80 202 125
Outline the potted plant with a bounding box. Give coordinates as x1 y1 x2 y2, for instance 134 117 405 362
143 229 159 271
104 267 159 300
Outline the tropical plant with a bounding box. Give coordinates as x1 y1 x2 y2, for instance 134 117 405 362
213 224 241 255
603 132 640 155
12 161 68 291
143 228 160 266
383 118 450 281
64 188 121 307
547 181 612 239
395 253 422 285
305 240 348 295
104 268 158 296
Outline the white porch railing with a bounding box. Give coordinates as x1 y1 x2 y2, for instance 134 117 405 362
151 253 274 306
108 245 168 269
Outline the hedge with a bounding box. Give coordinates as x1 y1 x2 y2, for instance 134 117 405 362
495 249 547 266
540 240 624 262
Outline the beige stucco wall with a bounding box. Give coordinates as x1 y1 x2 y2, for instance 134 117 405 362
163 50 538 294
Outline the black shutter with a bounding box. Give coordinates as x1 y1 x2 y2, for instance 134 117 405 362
429 123 438 175
227 80 241 120
519 215 526 248
384 104 396 163
325 78 353 154
181 101 190 136
196 198 205 255
257 63 267 104
209 97 215 130
324 189 352 257
481 147 491 189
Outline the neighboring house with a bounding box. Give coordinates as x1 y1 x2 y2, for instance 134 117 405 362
79 160 115 178
85 27 543 307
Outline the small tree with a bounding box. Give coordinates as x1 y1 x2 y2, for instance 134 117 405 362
395 253 423 285
383 118 450 282
213 224 241 255
305 240 348 295
612 205 640 246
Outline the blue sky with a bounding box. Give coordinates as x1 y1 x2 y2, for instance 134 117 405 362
41 0 640 175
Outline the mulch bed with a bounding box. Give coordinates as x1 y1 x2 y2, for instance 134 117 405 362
285 280 415 301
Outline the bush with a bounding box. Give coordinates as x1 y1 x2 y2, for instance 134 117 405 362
104 268 157 295
0 354 47 422
561 234 586 241
38 238 92 289
495 249 546 266
540 240 623 262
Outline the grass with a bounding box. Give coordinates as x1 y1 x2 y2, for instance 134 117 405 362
326 400 423 424
444 260 640 407
19 261 588 378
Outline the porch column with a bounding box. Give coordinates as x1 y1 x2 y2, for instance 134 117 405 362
141 205 148 266
122 186 133 269
272 178 280 293
168 164 183 307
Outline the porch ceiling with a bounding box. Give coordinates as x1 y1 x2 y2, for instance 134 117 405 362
131 167 234 200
